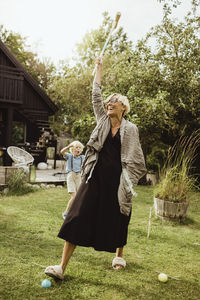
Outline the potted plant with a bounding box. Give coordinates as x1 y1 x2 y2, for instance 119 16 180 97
154 130 200 221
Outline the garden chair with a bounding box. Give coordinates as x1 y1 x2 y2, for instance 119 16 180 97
7 146 34 173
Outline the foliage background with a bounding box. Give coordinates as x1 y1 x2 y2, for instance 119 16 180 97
0 0 199 174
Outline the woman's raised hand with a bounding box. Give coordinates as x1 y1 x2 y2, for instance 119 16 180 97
95 56 103 67
94 56 102 84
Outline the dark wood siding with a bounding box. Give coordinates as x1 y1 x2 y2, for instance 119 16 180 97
0 49 15 67
0 65 23 103
23 80 51 112
0 38 58 160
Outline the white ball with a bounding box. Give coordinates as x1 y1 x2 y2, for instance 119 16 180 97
158 273 168 282
37 162 48 170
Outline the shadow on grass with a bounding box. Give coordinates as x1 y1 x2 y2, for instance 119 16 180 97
131 226 200 252
61 274 142 298
56 272 200 300
152 214 197 225
180 217 196 225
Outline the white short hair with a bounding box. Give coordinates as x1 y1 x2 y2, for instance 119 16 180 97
104 93 130 115
69 141 84 154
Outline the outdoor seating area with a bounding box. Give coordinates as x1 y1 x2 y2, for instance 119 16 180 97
0 159 67 191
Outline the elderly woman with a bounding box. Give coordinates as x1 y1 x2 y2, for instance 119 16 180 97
45 57 146 280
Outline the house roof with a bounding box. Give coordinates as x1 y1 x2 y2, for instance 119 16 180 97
0 38 58 113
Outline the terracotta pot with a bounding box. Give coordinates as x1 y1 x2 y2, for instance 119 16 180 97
154 197 189 221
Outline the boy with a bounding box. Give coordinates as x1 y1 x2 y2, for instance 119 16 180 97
60 141 84 219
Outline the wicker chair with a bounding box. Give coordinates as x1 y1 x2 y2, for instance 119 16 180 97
7 146 34 173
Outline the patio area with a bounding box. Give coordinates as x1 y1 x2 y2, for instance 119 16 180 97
0 159 67 190
35 159 67 185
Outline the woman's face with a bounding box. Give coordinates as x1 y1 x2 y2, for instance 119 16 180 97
106 96 126 118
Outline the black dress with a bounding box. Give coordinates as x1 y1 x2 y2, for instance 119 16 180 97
58 129 131 253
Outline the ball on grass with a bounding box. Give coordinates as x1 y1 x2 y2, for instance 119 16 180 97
158 273 168 283
41 279 52 288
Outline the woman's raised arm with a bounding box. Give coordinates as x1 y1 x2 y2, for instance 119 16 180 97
94 56 102 84
92 57 106 122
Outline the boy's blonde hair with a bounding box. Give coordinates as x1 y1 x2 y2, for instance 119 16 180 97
69 141 84 154
104 93 130 115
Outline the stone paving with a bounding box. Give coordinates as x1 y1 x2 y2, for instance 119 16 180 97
35 159 67 184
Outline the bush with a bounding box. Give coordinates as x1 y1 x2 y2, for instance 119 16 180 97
7 169 35 196
146 143 169 173
71 114 96 145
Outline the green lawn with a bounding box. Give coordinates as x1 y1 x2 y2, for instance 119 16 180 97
0 186 199 300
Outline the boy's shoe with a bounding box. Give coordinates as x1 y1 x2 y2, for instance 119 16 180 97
44 265 64 280
62 212 67 219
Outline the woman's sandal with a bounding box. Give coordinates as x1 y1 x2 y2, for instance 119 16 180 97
112 257 126 270
44 265 64 280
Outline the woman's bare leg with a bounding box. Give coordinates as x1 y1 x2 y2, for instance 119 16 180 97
61 241 76 272
114 247 124 270
116 247 123 258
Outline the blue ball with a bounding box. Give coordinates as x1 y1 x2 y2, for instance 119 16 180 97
41 279 52 288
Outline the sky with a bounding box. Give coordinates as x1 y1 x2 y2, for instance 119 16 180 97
0 0 193 65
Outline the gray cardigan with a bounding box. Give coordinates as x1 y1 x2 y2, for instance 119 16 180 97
81 81 147 216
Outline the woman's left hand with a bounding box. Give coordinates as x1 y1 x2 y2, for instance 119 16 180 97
95 56 103 67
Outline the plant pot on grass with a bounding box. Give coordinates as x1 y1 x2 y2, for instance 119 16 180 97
146 172 158 186
154 197 189 221
153 130 200 221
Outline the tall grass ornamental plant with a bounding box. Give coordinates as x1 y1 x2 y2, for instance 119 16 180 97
154 129 200 203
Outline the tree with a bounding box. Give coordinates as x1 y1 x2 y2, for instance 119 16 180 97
48 12 133 141
75 12 132 67
60 4 200 172
0 25 56 90
2 4 199 175
47 63 93 137
148 1 200 141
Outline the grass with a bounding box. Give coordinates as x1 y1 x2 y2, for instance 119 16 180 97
0 186 200 300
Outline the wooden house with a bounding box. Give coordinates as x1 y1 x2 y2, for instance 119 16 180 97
0 39 58 165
